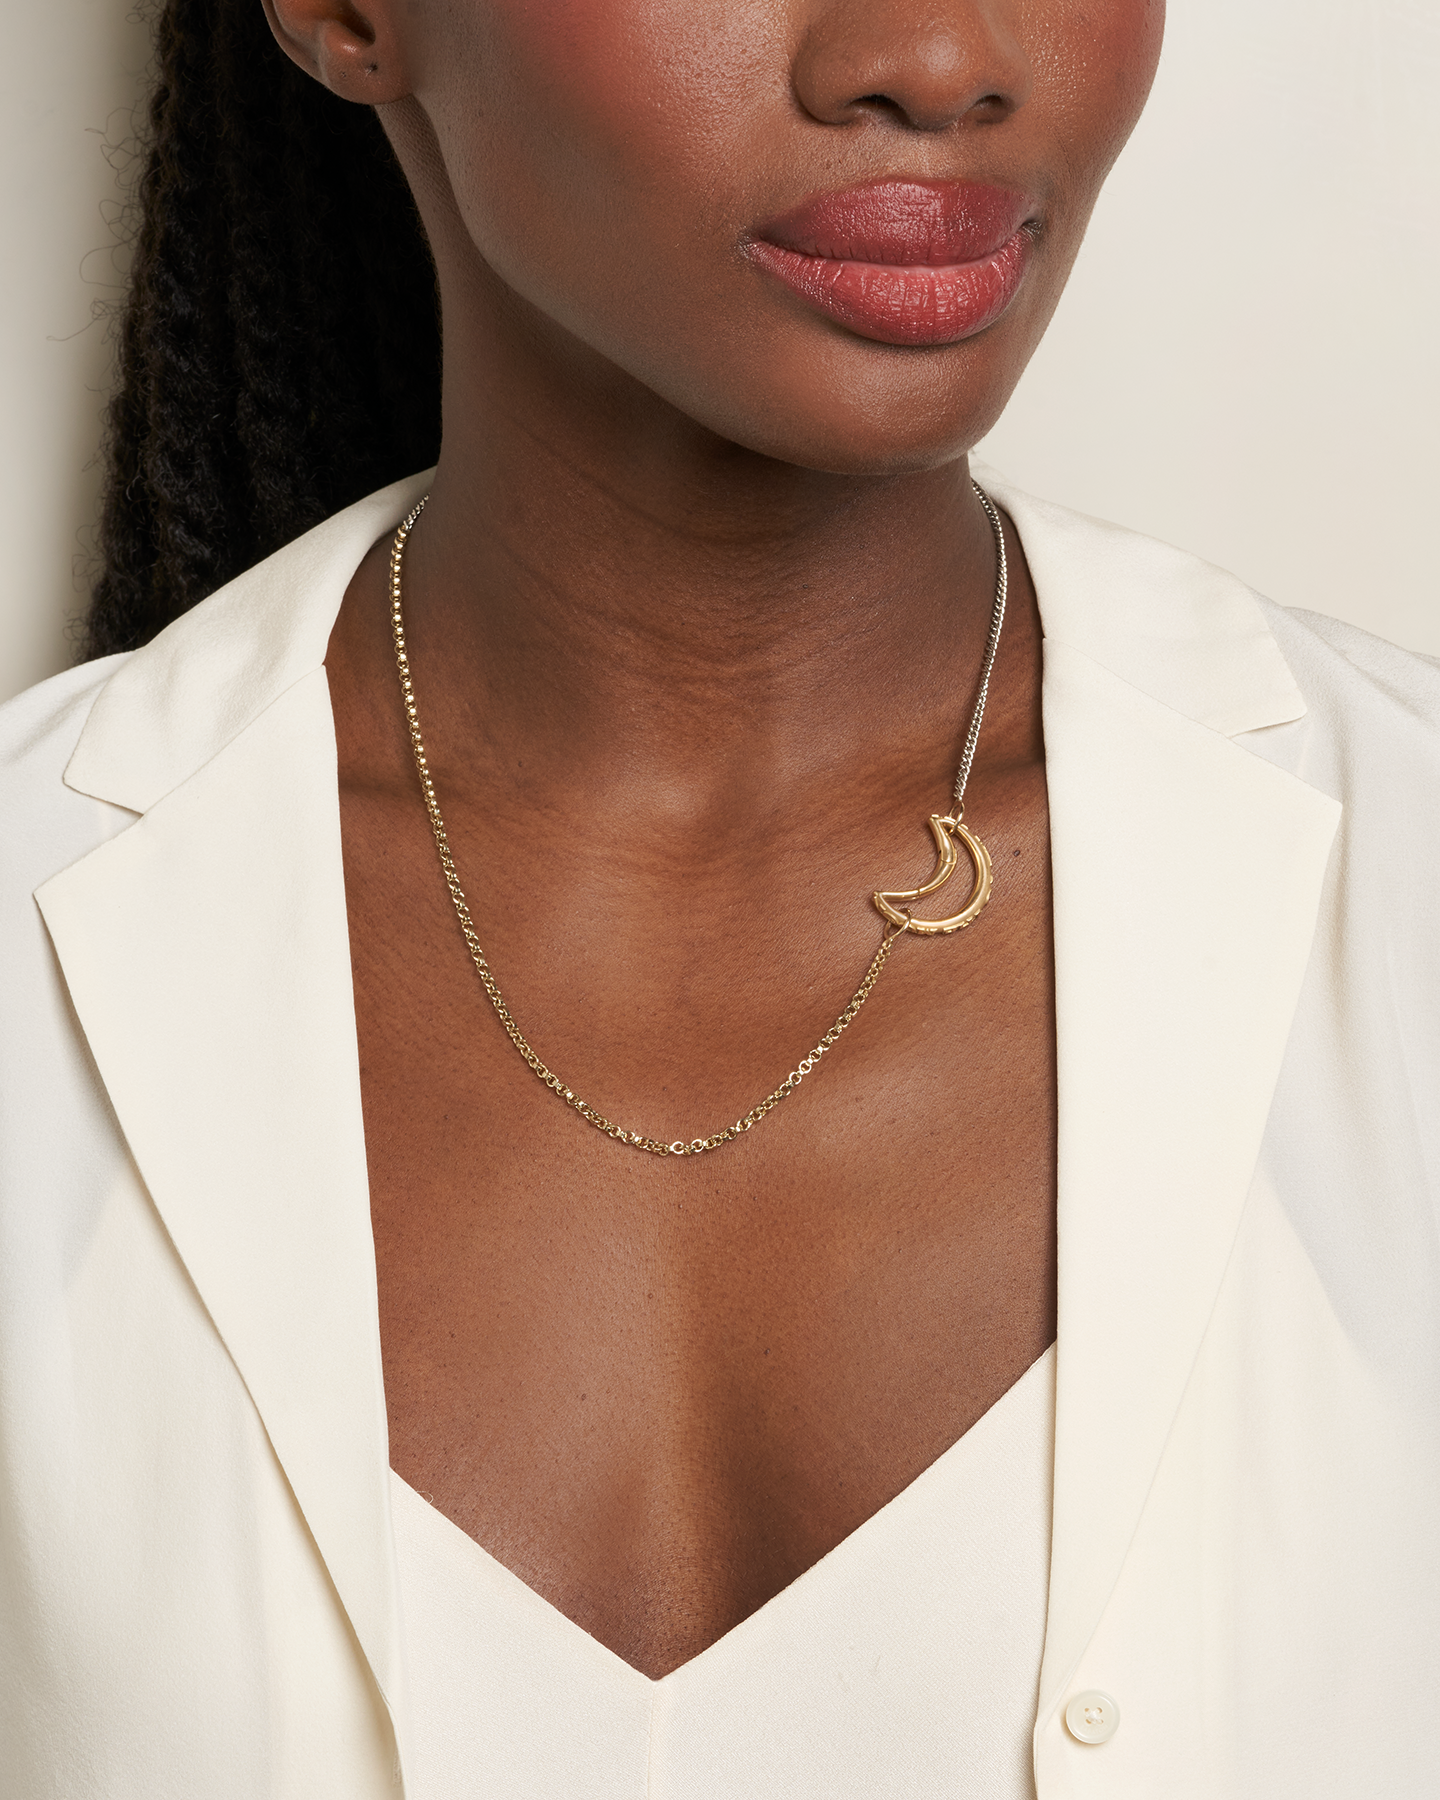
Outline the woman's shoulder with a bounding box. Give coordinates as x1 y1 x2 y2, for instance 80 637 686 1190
1237 598 1440 839
0 655 137 893
1 472 429 884
1257 598 1440 731
986 465 1440 764
0 653 128 778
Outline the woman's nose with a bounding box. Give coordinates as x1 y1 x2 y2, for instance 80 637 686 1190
791 0 1033 133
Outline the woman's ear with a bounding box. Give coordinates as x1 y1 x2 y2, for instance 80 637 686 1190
262 0 412 105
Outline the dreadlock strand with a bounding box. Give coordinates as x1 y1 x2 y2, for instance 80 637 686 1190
87 0 441 660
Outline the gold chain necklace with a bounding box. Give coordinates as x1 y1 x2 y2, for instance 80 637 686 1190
388 480 1007 1157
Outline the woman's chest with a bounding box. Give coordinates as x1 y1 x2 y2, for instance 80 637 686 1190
343 774 1056 1675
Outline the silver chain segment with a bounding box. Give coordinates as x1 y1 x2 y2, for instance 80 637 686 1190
952 481 1008 817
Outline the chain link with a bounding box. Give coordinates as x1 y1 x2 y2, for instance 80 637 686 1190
388 482 1006 1157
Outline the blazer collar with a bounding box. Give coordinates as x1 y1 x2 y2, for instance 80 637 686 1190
62 471 432 815
45 467 1339 1764
975 461 1307 737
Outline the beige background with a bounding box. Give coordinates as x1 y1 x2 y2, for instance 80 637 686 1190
3 0 1437 705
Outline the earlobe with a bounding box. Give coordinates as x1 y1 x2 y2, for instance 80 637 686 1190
262 0 412 106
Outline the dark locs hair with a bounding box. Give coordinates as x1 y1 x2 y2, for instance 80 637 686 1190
85 0 442 660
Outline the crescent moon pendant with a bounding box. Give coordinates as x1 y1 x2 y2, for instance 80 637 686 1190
873 814 994 936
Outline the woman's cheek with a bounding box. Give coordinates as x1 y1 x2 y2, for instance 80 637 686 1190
417 0 775 330
1030 0 1165 175
453 0 760 160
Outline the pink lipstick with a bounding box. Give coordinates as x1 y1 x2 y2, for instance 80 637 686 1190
747 179 1033 347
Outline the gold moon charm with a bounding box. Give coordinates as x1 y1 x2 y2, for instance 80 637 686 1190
873 814 994 935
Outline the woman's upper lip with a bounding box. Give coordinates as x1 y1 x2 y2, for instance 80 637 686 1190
750 177 1033 267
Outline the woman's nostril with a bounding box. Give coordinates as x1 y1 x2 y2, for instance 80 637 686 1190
851 92 905 119
841 86 1011 133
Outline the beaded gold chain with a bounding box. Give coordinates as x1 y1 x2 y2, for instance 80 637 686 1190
388 482 1007 1156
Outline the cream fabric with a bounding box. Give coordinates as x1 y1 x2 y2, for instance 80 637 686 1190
1 467 1437 1797
393 1346 1054 1800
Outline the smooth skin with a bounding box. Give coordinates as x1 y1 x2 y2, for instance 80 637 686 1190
265 0 1163 1678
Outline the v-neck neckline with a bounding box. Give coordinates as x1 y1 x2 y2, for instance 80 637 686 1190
390 1341 1055 1686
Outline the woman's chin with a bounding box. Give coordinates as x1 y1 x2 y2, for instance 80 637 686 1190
657 343 1029 479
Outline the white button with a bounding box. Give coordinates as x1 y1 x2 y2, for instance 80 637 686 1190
1064 1690 1120 1745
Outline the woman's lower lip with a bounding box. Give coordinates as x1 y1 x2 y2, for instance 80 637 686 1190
746 229 1031 347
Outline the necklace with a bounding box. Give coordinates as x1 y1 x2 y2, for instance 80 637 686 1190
388 479 1008 1157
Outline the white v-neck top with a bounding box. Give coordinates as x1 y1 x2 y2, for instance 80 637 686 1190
389 1344 1054 1800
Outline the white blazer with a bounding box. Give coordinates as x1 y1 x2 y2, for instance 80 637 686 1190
2 469 1437 1799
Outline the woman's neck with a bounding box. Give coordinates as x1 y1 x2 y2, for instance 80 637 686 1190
356 314 1012 831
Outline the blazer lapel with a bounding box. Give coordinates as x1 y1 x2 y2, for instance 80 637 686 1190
979 473 1343 1722
36 475 430 1749
1038 642 1339 1715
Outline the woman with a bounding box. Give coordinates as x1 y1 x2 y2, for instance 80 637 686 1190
2 0 1436 1794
